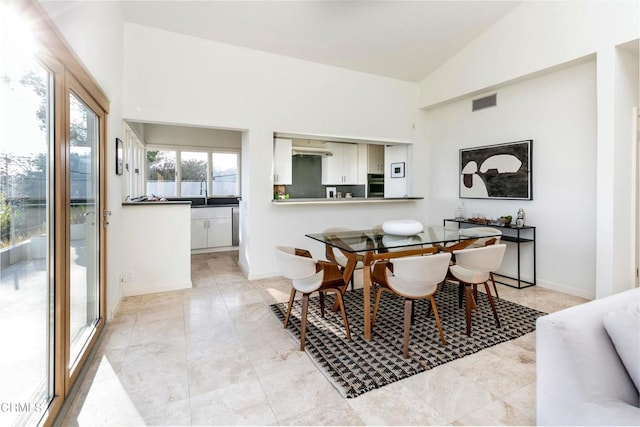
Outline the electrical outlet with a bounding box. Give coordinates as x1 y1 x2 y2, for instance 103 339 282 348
124 271 134 282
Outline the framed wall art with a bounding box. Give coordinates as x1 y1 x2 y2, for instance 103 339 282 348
459 140 532 200
390 162 405 178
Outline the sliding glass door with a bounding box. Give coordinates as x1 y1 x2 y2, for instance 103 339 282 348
68 91 101 371
0 28 54 426
0 1 108 424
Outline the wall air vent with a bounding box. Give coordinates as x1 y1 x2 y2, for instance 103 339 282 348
472 94 497 111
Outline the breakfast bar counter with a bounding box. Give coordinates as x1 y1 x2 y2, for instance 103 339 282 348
271 196 423 205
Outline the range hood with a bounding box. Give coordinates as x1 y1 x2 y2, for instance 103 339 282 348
292 146 333 156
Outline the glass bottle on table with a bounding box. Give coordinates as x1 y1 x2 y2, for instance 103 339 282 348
454 202 467 220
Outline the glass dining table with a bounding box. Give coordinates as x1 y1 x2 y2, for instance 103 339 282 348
306 225 501 339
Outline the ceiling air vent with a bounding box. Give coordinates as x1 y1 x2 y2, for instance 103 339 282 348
472 94 497 111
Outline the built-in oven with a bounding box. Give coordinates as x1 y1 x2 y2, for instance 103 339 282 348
367 173 384 197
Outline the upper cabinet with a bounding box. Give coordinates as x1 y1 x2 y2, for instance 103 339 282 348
322 142 358 185
368 144 384 174
273 138 292 185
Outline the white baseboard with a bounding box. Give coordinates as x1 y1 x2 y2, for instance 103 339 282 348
107 298 122 321
123 281 192 297
247 270 281 281
191 246 238 255
536 278 595 300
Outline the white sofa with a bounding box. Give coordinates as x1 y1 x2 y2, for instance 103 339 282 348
536 287 640 426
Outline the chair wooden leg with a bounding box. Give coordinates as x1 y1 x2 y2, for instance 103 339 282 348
333 290 351 341
319 292 325 317
371 287 386 329
299 293 310 351
410 299 416 325
490 272 499 298
403 299 413 358
283 288 296 329
483 282 501 328
429 295 446 346
458 282 464 308
464 284 474 336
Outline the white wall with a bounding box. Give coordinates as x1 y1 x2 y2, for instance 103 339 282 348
419 1 639 109
121 204 192 296
141 123 242 149
122 23 423 278
384 145 409 197
40 0 125 319
423 61 598 298
612 45 640 294
419 0 639 299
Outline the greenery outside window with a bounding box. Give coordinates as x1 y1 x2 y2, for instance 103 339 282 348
146 148 239 197
180 151 208 197
146 149 176 196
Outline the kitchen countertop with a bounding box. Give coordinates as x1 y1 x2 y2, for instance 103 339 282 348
122 201 192 206
191 204 239 208
123 197 240 207
271 196 423 205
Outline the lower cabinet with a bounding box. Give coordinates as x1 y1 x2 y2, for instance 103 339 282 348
190 207 232 250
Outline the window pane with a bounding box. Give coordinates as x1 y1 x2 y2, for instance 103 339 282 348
180 151 207 197
146 150 176 196
212 152 238 196
0 43 53 424
68 92 100 369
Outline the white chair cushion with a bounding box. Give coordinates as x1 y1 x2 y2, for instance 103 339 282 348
387 275 438 298
385 253 451 298
603 305 640 393
292 270 325 293
382 220 423 236
449 264 490 284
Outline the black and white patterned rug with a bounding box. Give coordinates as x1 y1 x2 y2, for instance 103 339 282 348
269 283 545 398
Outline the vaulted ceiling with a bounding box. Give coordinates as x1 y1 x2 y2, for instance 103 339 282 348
122 1 520 82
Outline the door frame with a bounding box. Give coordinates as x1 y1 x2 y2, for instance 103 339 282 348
63 73 108 392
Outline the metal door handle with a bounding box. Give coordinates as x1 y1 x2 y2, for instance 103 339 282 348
103 210 112 227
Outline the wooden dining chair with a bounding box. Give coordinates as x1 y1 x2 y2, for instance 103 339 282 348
323 227 369 292
274 246 351 351
458 227 502 297
370 251 452 358
448 244 506 336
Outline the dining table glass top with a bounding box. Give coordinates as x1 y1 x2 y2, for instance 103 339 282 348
306 225 500 253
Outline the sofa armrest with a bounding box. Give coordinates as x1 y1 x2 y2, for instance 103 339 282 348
536 288 640 426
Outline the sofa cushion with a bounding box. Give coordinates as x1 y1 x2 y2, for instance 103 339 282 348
603 305 640 394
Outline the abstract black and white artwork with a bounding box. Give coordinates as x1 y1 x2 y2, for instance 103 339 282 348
459 140 532 200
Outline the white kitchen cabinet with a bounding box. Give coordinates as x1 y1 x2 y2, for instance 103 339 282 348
368 144 385 174
190 207 232 250
322 142 358 185
273 138 292 185
357 143 368 185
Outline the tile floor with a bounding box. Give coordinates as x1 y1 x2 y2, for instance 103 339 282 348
61 251 588 426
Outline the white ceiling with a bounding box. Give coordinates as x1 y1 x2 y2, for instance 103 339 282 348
122 1 521 82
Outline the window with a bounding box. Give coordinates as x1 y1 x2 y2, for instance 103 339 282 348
146 149 176 196
180 151 208 196
124 125 145 199
212 152 239 196
145 148 239 197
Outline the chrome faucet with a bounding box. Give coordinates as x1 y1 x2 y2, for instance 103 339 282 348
200 180 208 204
